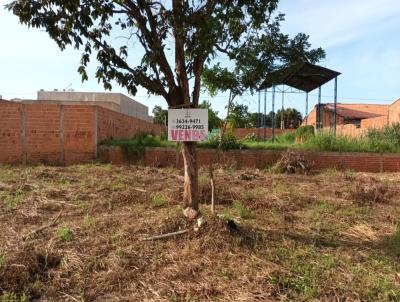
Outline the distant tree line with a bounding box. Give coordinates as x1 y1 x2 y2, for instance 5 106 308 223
153 102 302 130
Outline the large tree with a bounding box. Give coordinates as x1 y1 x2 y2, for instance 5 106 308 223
7 0 323 219
226 102 251 129
199 101 222 131
152 105 167 126
276 108 302 129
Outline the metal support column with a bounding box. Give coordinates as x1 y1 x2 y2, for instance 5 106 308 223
318 86 322 130
263 89 267 141
258 90 261 139
272 85 276 142
281 86 285 129
334 77 338 135
305 92 309 125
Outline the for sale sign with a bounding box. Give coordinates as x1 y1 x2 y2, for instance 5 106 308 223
168 109 208 141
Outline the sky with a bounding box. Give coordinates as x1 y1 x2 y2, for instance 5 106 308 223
1 0 400 118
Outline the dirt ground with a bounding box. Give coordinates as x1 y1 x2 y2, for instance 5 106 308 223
0 164 400 302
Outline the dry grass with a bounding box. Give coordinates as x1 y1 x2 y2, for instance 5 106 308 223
0 164 400 301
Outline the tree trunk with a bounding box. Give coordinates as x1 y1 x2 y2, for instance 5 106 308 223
182 141 199 219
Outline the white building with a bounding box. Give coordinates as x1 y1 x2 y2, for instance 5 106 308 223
34 90 153 122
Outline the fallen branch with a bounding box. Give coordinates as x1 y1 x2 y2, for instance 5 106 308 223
23 209 63 240
140 229 188 241
38 196 77 207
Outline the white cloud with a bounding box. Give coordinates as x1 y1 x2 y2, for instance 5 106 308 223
280 0 400 48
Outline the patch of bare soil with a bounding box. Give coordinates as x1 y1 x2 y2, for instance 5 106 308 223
0 245 61 299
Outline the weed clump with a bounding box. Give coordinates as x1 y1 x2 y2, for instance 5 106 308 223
295 125 314 143
349 178 389 205
232 201 253 219
57 227 72 241
388 223 400 257
206 132 243 150
151 194 166 207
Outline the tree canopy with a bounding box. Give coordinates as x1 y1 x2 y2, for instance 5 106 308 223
226 102 302 129
7 0 295 108
152 105 167 126
276 108 302 129
7 0 325 218
198 101 222 131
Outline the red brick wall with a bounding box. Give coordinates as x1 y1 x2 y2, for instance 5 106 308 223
0 101 22 164
233 128 294 140
24 104 62 165
98 146 400 173
0 102 162 165
97 107 162 142
63 105 97 165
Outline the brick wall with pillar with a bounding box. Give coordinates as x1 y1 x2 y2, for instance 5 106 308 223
0 100 162 165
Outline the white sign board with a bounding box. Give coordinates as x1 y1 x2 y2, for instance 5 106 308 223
168 109 208 141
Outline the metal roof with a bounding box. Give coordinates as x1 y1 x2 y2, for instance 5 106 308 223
259 62 341 93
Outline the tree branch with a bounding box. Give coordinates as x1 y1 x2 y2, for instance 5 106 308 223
173 0 190 105
77 22 167 97
120 0 177 89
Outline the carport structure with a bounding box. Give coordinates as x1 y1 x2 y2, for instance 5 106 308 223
257 62 341 141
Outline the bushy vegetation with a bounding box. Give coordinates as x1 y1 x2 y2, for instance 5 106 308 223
295 125 315 143
276 131 296 144
200 132 243 150
388 223 400 257
101 123 400 154
302 124 400 153
101 132 176 159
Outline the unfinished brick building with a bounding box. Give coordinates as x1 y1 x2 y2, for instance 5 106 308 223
304 99 400 137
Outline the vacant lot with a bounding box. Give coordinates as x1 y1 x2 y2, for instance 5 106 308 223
0 164 400 302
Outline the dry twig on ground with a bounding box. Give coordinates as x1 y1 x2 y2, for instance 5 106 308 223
22 209 63 240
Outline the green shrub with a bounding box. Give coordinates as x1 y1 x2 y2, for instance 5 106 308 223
383 123 400 146
2 189 26 209
303 132 362 152
364 125 400 153
366 128 383 141
208 132 242 150
276 131 296 144
388 223 400 257
57 226 72 241
101 133 175 160
232 201 253 219
295 125 315 141
151 195 166 207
